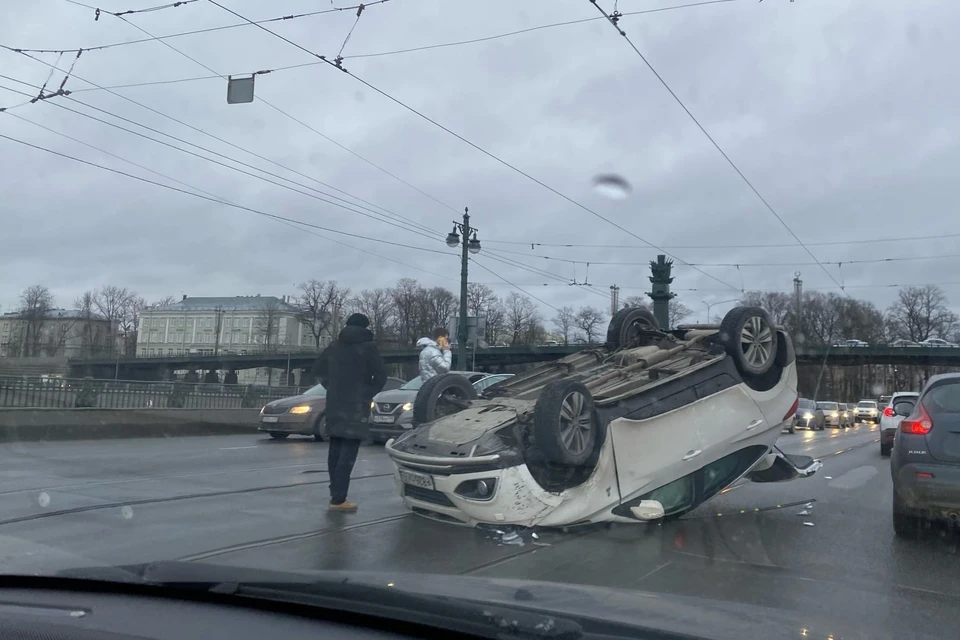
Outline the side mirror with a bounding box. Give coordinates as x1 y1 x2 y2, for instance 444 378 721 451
630 500 665 521
893 401 915 417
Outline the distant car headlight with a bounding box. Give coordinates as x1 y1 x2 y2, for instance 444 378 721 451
402 402 413 412
830 412 838 417
289 405 312 414
260 406 266 415
803 412 813 420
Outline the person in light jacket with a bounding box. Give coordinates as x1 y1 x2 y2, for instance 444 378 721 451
418 328 452 382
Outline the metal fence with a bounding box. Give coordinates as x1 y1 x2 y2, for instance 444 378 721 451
0 376 308 410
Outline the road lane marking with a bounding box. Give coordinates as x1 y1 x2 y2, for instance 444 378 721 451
220 446 258 450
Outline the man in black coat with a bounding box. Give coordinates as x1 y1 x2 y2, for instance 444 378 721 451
313 313 387 511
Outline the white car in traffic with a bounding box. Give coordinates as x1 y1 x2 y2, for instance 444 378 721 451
386 306 821 528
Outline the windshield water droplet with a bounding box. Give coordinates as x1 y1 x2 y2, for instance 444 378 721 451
592 174 632 200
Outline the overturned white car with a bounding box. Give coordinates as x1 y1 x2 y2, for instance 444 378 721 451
385 306 821 528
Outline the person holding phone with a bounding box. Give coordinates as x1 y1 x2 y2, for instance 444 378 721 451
417 327 453 382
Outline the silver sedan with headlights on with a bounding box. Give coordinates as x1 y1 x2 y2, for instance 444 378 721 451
259 378 405 441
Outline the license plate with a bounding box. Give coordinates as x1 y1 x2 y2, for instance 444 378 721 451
373 415 395 424
261 416 278 423
399 469 435 491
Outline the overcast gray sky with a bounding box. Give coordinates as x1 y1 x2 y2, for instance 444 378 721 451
2 0 958 324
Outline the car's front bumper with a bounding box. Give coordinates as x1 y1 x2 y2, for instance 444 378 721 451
894 462 960 517
388 458 553 528
855 411 879 422
257 413 313 434
793 415 817 429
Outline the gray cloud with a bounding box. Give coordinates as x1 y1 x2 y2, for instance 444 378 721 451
2 0 959 322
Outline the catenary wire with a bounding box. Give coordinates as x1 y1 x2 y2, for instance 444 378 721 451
0 78 441 242
0 132 459 258
14 0 735 57
590 0 846 294
0 54 443 238
205 0 744 296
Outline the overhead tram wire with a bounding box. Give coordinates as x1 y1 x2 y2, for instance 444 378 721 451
52 5 637 298
18 0 738 58
481 232 960 250
27 0 390 54
589 0 845 294
0 55 443 241
0 78 441 244
0 132 458 260
3 80 585 293
0 101 453 280
79 11 448 239
470 260 560 312
0 119 566 296
474 245 960 269
92 4 461 217
204 0 744 296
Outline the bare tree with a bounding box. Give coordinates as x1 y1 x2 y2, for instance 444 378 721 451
91 286 136 354
467 283 497 317
668 300 693 327
422 287 458 333
120 296 147 356
151 296 176 308
254 298 282 353
740 291 793 325
621 295 650 310
504 292 539 345
295 279 351 349
45 310 77 357
574 306 605 343
887 285 958 342
552 306 576 345
350 288 395 341
390 278 424 345
17 285 54 357
73 291 101 357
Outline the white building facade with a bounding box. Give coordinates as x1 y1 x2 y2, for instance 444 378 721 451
136 295 327 357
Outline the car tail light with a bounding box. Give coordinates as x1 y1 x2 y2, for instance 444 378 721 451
783 396 799 421
883 406 895 418
901 403 933 435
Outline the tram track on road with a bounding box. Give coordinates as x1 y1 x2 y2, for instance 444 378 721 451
0 472 395 527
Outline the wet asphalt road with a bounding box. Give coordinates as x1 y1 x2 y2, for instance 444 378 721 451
0 423 958 638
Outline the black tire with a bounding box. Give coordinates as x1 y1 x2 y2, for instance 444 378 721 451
605 307 659 350
268 432 289 440
880 443 891 457
719 306 778 377
312 415 327 442
533 379 597 467
893 489 920 539
413 373 478 425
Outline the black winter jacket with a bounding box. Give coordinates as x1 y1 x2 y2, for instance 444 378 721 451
313 325 388 440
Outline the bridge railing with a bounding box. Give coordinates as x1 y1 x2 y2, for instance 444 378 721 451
0 376 308 410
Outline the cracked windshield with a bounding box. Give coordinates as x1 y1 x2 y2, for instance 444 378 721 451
1 1 958 639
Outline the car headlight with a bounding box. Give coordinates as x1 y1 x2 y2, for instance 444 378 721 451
803 413 813 419
402 402 413 412
371 401 375 409
289 405 312 414
260 406 266 415
830 412 838 417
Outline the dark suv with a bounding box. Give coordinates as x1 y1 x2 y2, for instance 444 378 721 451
890 373 960 538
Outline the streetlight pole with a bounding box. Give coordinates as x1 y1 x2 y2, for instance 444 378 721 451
446 207 481 369
702 298 740 324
